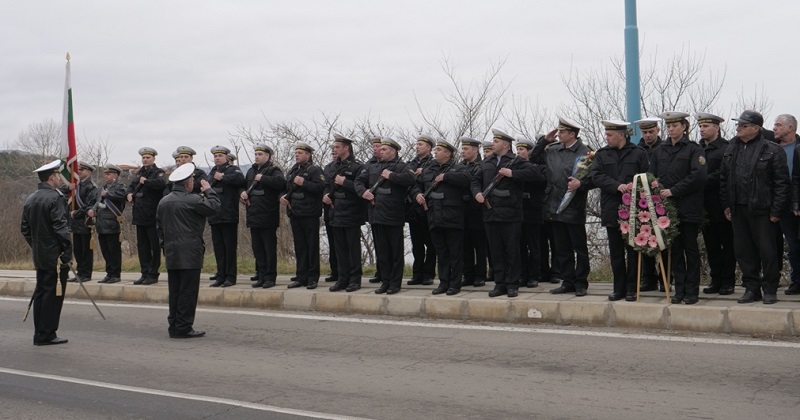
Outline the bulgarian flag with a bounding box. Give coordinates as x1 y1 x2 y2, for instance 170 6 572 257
60 52 78 205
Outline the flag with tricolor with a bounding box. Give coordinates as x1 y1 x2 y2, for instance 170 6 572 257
60 52 78 205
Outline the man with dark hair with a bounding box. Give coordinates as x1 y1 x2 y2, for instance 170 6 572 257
67 162 98 283
722 110 790 304
127 147 167 285
406 134 437 286
473 129 546 298
634 117 665 292
91 165 127 284
21 160 72 345
697 113 735 296
323 135 367 292
282 142 326 289
591 120 650 301
460 136 487 288
241 143 285 289
207 145 246 287
157 163 220 338
775 114 800 295
541 117 594 297
357 137 415 294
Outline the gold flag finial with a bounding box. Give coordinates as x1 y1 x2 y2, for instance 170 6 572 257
66 52 71 61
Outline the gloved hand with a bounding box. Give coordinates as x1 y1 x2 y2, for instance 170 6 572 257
60 253 71 265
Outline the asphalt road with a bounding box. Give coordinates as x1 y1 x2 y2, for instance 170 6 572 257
1 297 799 420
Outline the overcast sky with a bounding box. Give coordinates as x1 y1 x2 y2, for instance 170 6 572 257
2 0 799 165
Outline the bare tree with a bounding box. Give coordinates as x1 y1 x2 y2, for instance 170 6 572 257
15 119 61 160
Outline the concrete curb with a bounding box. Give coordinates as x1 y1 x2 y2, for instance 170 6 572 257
2 276 798 336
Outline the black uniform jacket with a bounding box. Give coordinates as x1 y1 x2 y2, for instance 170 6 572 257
285 162 325 219
95 179 127 235
355 155 415 227
462 158 485 230
405 154 435 221
540 139 594 224
325 157 366 227
21 183 72 269
207 163 246 225
590 140 650 227
721 133 790 218
702 136 730 223
70 177 98 234
650 136 707 224
127 164 167 226
470 150 546 223
244 162 285 229
412 159 472 230
157 185 220 270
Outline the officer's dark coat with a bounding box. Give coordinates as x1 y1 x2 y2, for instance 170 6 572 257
326 157 367 227
21 183 72 269
244 162 285 229
95 179 128 235
156 185 220 270
207 163 246 225
590 140 650 227
470 150 546 223
412 159 472 230
650 136 707 224
70 177 99 234
285 162 325 219
127 165 167 226
354 155 415 227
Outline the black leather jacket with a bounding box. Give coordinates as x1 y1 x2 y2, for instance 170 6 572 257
244 163 285 229
721 133 790 217
207 164 246 225
325 158 366 227
285 162 325 219
412 159 472 230
650 136 707 224
70 177 99 234
21 183 72 269
355 156 415 227
156 185 220 269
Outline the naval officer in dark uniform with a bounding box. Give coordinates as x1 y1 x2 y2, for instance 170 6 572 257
207 145 246 287
157 163 220 338
67 161 98 283
92 164 127 284
126 147 167 285
460 136 487 288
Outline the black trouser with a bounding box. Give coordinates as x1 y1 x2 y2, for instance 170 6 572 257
519 223 541 283
136 225 160 279
409 214 436 281
33 268 66 343
369 224 381 280
551 221 590 290
211 223 238 284
373 224 404 289
333 225 362 286
326 220 338 280
484 221 522 289
702 221 736 289
640 254 660 286
732 206 781 295
290 217 320 285
541 222 559 281
431 227 464 290
251 227 277 282
98 233 122 277
670 222 701 299
167 268 201 335
607 227 637 296
463 228 487 283
72 232 93 279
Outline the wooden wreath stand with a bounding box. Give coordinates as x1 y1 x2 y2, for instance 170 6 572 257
635 249 671 302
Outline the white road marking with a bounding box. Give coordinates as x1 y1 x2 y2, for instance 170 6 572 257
0 366 371 420
2 296 799 349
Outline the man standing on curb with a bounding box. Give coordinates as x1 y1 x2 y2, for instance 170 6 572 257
207 145 246 288
67 162 98 283
21 160 72 345
590 120 650 301
282 142 326 290
406 134 437 286
721 110 790 305
697 113 736 296
157 163 220 338
775 114 800 295
127 147 166 286
92 165 127 284
460 137 487 288
241 143 285 289
356 137 415 294
472 129 545 298
634 117 665 292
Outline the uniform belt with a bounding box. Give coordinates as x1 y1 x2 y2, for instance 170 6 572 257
429 192 445 200
292 192 305 200
522 192 531 199
249 190 264 196
462 194 471 201
212 187 224 194
492 189 511 197
376 187 391 195
333 191 346 199
134 192 143 198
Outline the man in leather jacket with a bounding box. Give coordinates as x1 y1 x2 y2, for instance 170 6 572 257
157 163 220 338
21 160 72 346
207 145 246 287
721 110 790 304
